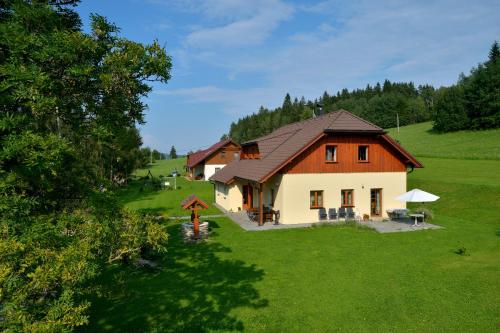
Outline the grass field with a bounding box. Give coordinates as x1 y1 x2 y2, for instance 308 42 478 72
387 122 500 160
118 158 221 217
84 126 500 332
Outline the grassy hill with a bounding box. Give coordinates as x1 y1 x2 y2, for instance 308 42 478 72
387 121 500 160
132 157 187 178
117 157 221 217
89 126 500 332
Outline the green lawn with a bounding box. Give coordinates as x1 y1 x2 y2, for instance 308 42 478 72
84 130 500 332
387 122 500 160
118 158 221 217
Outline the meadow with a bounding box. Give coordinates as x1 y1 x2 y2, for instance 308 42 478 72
118 158 221 217
85 124 500 332
387 121 500 160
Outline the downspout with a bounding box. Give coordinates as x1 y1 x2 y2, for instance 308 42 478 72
407 164 414 174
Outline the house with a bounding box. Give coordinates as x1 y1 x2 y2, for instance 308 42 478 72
186 139 241 180
210 110 422 225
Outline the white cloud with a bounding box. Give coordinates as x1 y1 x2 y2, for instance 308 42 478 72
155 85 285 116
183 0 293 48
154 0 500 117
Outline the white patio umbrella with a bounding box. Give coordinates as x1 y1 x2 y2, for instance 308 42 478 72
396 189 440 203
395 189 439 225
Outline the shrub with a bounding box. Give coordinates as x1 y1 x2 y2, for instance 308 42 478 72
413 207 434 222
455 243 470 256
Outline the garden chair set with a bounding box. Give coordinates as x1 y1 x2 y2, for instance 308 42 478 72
247 207 280 225
318 207 356 221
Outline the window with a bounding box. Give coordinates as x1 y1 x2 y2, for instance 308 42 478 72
270 188 275 207
341 189 354 207
234 152 239 160
358 145 368 162
215 167 221 173
220 151 226 158
325 145 337 162
310 190 324 209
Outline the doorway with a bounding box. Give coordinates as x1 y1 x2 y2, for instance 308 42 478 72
242 184 253 210
370 189 382 216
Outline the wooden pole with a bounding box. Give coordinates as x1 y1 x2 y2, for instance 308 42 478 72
259 184 264 226
193 206 200 237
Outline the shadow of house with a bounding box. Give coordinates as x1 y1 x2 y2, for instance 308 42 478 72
85 223 268 332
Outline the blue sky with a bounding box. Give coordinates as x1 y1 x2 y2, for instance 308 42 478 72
76 0 500 154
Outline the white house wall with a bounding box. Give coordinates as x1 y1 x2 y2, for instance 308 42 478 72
215 181 242 212
204 164 226 181
279 172 407 224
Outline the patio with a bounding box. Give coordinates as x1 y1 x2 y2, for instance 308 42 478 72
215 204 442 233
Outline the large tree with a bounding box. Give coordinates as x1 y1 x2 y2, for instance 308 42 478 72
433 41 500 132
0 1 171 331
463 41 500 129
169 145 177 159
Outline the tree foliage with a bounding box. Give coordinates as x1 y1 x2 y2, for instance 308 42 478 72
0 1 171 331
169 145 177 159
229 81 434 143
433 41 500 132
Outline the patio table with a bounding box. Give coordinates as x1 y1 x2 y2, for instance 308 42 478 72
409 213 424 226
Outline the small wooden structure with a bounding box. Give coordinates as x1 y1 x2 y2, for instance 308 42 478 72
181 194 209 239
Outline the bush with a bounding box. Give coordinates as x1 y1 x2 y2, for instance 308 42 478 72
455 243 470 256
413 207 434 222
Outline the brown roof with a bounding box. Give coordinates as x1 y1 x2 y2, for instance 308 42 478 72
181 194 209 209
210 110 422 184
186 139 239 168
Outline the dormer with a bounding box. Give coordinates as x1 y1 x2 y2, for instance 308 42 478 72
240 142 261 159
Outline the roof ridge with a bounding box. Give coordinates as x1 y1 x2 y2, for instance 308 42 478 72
255 128 300 143
326 110 344 129
260 128 302 159
260 112 339 161
336 109 382 130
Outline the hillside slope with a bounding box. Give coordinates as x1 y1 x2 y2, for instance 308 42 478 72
387 122 500 160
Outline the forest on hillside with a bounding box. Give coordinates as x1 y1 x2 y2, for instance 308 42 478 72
227 42 500 143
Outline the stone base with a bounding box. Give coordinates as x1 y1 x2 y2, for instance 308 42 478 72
181 222 209 242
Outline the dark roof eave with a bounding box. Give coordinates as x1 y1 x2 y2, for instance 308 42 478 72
241 141 257 146
323 129 386 134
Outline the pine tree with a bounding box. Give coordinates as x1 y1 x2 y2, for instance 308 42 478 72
489 41 500 62
169 145 177 159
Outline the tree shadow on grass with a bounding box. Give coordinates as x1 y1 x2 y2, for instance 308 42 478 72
84 222 268 332
136 207 169 216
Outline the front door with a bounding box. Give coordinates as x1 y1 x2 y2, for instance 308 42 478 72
370 189 382 216
242 184 253 210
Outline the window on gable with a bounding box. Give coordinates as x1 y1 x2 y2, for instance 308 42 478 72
220 151 226 158
325 145 337 162
341 189 354 207
310 190 324 209
358 145 368 162
215 167 221 173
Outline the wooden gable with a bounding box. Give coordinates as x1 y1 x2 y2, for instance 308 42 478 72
205 142 241 165
282 134 408 174
240 143 260 160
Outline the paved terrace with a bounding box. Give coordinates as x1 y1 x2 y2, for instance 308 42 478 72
214 204 442 233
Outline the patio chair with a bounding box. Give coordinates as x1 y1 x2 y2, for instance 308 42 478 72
273 210 280 225
328 208 338 220
346 207 355 220
338 207 346 219
318 208 327 221
246 209 259 223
